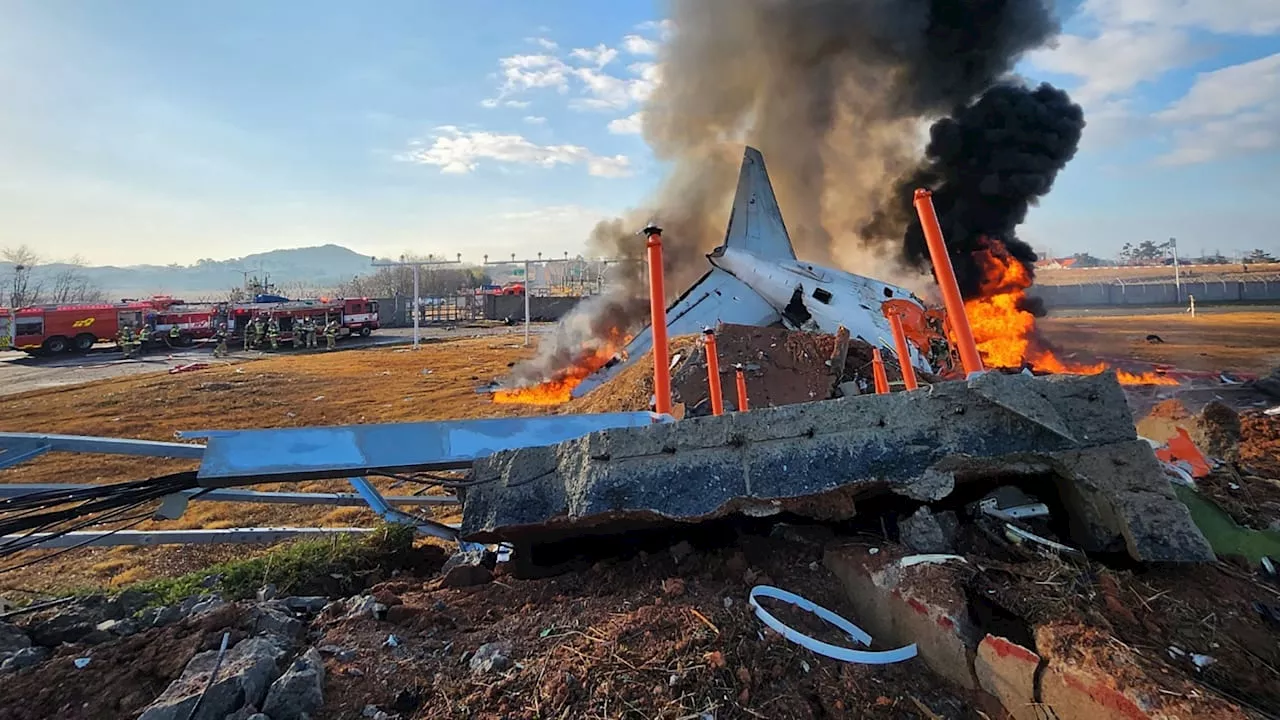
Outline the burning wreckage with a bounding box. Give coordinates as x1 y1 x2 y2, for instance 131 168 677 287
0 150 1271 717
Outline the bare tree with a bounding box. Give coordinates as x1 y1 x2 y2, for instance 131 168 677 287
47 255 105 304
2 245 44 308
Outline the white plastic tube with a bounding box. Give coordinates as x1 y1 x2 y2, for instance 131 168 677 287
748 585 918 665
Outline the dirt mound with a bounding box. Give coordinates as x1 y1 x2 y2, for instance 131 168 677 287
1241 411 1280 480
0 605 242 720
315 534 980 719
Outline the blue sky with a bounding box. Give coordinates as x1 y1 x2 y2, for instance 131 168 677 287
1 0 1277 267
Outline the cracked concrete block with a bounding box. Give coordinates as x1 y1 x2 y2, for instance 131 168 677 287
1049 440 1214 562
462 373 1209 563
974 635 1042 720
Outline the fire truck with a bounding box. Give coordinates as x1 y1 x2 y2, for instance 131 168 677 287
8 296 378 356
7 297 179 355
215 298 379 344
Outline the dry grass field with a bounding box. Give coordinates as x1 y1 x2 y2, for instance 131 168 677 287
2 310 1277 596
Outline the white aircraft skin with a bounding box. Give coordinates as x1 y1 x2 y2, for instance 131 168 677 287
708 245 930 370
571 145 933 399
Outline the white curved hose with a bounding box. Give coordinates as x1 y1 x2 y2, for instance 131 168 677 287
748 585 917 665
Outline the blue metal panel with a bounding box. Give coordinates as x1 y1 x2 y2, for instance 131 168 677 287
0 433 205 462
182 412 669 483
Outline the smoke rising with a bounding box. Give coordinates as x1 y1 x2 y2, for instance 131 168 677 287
865 82 1086 303
510 0 1081 386
601 0 1059 304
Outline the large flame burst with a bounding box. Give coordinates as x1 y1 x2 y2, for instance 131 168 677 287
965 239 1176 385
492 329 630 405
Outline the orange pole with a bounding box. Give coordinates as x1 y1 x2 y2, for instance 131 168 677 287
872 348 890 394
735 365 749 412
703 328 724 416
645 226 672 415
913 189 984 376
887 312 919 391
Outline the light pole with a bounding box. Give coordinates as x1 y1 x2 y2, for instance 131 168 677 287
371 253 462 349
1169 237 1181 302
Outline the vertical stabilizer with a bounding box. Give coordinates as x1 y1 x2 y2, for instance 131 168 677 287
720 146 797 260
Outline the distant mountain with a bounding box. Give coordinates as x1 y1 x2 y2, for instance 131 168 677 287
0 245 379 300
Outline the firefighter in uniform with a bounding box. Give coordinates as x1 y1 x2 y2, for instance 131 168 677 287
118 324 135 358
303 317 317 349
242 318 255 351
212 323 229 357
267 316 280 351
137 324 151 355
253 314 267 348
292 318 306 349
324 318 338 350
168 323 181 348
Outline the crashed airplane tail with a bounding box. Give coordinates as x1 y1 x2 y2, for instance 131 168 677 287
571 146 942 400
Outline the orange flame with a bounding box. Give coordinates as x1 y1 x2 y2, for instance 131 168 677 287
964 239 1177 386
492 329 629 405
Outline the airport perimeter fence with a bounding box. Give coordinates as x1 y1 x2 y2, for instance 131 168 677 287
1030 279 1280 308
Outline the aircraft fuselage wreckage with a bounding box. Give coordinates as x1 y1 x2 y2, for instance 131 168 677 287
572 146 950 400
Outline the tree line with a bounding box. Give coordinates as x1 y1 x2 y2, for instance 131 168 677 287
2 244 106 308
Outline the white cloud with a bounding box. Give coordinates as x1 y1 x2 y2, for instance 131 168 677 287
401 126 632 178
635 19 674 38
1082 0 1280 36
608 111 644 135
527 36 559 50
1156 53 1280 164
586 155 632 178
523 115 547 124
497 54 571 95
1027 28 1197 104
571 63 660 111
570 44 618 68
622 34 658 55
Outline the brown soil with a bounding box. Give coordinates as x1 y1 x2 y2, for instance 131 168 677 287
972 554 1280 715
0 604 244 720
1040 311 1280 375
1241 412 1280 480
313 534 985 720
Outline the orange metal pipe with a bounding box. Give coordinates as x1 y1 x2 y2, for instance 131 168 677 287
887 312 919 391
703 328 724 416
645 226 672 415
872 348 890 394
735 365 749 412
913 189 984 376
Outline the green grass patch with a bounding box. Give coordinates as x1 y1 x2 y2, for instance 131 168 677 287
1175 485 1280 565
127 524 416 607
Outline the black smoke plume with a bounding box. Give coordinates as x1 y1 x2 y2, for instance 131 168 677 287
865 83 1085 302
511 0 1072 386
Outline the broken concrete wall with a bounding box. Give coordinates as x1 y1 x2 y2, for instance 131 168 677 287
462 371 1213 562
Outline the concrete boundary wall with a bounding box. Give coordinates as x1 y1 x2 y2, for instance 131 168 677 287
1031 280 1280 308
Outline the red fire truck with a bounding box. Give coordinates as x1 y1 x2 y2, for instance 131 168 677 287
7 298 179 354
8 296 378 356
217 298 379 344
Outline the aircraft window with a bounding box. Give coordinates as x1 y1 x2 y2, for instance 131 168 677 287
812 288 833 304
883 287 893 298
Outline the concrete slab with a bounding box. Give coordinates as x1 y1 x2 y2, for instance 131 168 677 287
461 372 1212 562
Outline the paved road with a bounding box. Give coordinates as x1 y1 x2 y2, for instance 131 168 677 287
0 325 552 397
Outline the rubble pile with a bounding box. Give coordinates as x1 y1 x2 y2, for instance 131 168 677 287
1 346 1278 718
565 323 929 417
464 371 1213 565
